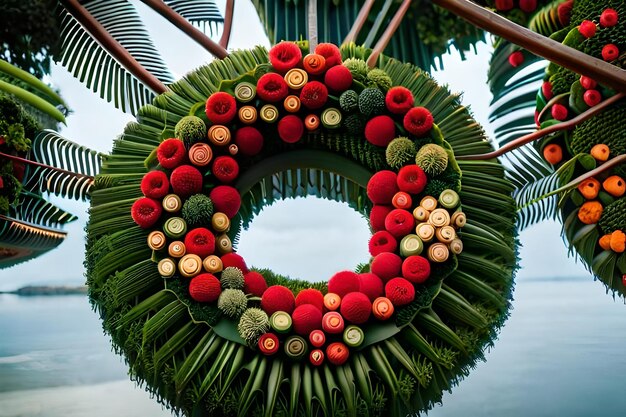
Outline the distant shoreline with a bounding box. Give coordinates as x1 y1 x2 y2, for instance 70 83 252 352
0 285 88 296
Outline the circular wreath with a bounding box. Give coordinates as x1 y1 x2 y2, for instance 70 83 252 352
533 1 626 296
86 42 518 416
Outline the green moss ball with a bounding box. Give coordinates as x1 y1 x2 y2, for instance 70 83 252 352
415 144 449 176
339 90 360 113
218 289 248 318
344 113 367 135
237 308 270 346
367 69 393 91
175 115 207 147
342 58 369 82
386 137 416 169
358 88 386 117
220 266 245 289
182 194 214 227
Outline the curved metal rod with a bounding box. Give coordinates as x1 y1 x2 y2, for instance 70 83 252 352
219 0 235 49
343 0 376 44
366 0 411 68
457 93 626 161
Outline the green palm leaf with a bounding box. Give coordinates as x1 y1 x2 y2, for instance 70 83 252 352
22 130 101 200
164 0 224 35
10 191 78 228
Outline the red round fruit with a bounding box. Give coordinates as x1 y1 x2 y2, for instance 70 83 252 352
322 311 345 334
235 126 264 156
580 76 597 90
370 252 402 282
384 209 415 238
328 271 361 298
367 171 399 205
385 86 414 114
385 277 416 306
541 81 553 100
324 65 353 92
295 288 325 312
261 285 296 315
600 8 618 28
205 92 237 124
256 73 289 102
141 170 169 199
189 273 221 302
131 197 162 228
212 156 239 183
403 107 433 136
258 333 280 355
368 231 398 257
578 20 597 38
551 103 568 121
370 205 393 232
221 252 249 273
277 115 304 143
170 165 203 197
300 81 329 110
602 44 619 61
358 273 385 302
401 255 431 284
243 271 268 297
309 349 325 366
365 115 396 147
557 0 573 26
340 292 372 324
519 0 537 13
508 51 524 68
157 138 186 169
184 228 216 258
494 0 513 11
397 165 427 194
269 41 303 73
309 329 326 347
326 342 350 365
583 89 602 107
292 304 323 336
314 43 342 68
209 186 241 218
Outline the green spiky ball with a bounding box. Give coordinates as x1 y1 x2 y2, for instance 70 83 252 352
217 289 248 318
367 69 393 91
599 198 626 234
339 90 359 113
175 115 207 147
344 113 367 135
571 105 626 156
424 179 449 199
182 194 214 227
358 88 386 117
342 58 369 82
220 266 245 289
237 308 270 346
385 137 416 169
415 144 449 176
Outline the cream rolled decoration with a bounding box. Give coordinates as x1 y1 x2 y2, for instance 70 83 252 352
284 68 308 89
238 105 258 124
179 254 203 278
148 231 167 251
451 211 467 228
212 212 231 232
216 234 233 254
162 194 182 213
260 104 279 123
438 189 460 209
164 217 187 239
415 222 435 242
157 258 176 278
400 234 424 257
413 206 430 222
321 107 342 129
234 81 256 102
428 208 451 227
428 243 449 263
284 95 301 113
436 225 456 244
168 241 186 258
188 143 213 166
228 144 238 155
449 238 464 255
207 125 231 146
203 255 223 273
420 196 438 212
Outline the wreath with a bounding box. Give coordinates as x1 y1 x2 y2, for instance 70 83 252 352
86 42 518 416
533 1 626 296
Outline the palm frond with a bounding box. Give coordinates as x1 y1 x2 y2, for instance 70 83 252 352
164 0 224 35
10 191 78 228
57 0 174 114
22 130 101 200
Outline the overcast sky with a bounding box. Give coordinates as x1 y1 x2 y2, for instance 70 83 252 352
0 0 591 290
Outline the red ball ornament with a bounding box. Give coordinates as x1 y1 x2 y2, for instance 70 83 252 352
340 292 372 324
365 115 396 147
309 329 326 347
541 81 553 100
557 0 573 26
170 165 203 198
370 252 402 282
600 8 618 28
141 170 169 199
269 41 303 73
402 256 431 284
328 271 361 298
258 333 280 355
580 76 597 90
209 185 241 218
295 288 325 312
384 209 415 238
205 92 237 124
551 103 568 121
212 156 239 184
385 278 416 306
261 285 296 315
397 165 427 194
494 0 513 11
583 90 602 107
256 73 289 102
519 0 537 13
235 126 264 156
221 253 249 273
243 271 268 297
278 115 305 143
314 43 342 68
370 205 393 232
184 228 216 258
358 273 385 302
403 107 434 136
309 349 325 366
157 138 186 169
131 197 162 228
322 311 345 334
508 51 524 68
300 81 329 110
385 86 414 114
367 170 399 204
369 231 398 257
324 65 353 92
326 342 350 365
578 20 597 38
292 304 323 336
189 273 221 302
602 44 619 61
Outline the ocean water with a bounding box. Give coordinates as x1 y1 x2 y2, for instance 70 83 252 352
0 276 625 417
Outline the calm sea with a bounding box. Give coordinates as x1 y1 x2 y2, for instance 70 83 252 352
0 276 625 417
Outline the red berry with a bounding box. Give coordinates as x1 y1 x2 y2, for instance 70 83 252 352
519 0 537 13
551 103 568 121
557 0 573 26
508 51 524 68
578 20 597 38
580 76 597 90
403 107 433 136
600 9 618 28
622 274 626 287
326 342 350 366
541 81 553 100
583 89 602 107
494 0 513 11
189 273 221 302
602 44 619 61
